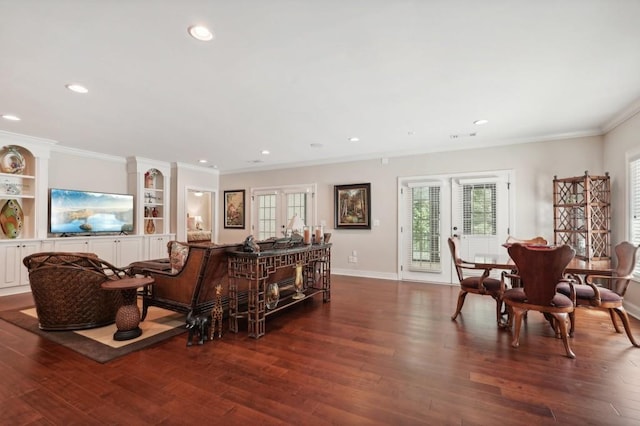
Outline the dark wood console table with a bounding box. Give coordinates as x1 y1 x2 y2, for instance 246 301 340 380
228 243 331 339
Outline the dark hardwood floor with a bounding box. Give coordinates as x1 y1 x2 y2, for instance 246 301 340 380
2 275 640 425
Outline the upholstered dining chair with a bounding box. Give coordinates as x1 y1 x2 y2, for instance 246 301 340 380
448 237 505 326
557 241 639 347
502 243 577 358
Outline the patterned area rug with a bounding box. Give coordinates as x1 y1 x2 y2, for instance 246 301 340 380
0 306 186 363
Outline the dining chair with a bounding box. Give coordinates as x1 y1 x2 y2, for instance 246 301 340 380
448 237 505 326
505 235 548 245
557 241 639 347
502 243 577 358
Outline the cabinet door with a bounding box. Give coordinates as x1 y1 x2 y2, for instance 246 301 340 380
147 235 171 259
0 241 41 289
118 237 142 267
19 241 40 286
54 238 91 253
0 243 22 289
90 238 118 265
89 237 142 267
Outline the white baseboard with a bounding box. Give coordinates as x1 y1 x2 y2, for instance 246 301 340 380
624 300 640 320
331 269 399 281
0 287 31 297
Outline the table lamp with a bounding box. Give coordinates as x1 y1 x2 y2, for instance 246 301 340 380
194 216 203 230
286 214 305 235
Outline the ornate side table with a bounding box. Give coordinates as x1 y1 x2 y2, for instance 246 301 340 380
101 276 154 341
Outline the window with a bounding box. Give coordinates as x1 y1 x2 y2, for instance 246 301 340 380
256 194 277 241
462 183 496 235
630 156 640 276
252 184 316 240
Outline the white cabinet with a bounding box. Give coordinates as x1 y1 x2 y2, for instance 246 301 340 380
53 236 143 267
146 234 173 259
0 240 41 292
53 238 91 253
90 236 142 267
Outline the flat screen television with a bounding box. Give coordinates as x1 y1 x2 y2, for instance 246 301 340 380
48 188 134 235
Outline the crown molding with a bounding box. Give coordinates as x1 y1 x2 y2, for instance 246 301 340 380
0 130 58 147
601 97 640 134
172 161 219 175
52 144 126 163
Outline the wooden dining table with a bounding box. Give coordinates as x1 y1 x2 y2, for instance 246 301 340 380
473 252 613 277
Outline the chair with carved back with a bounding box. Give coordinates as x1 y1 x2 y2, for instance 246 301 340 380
505 235 548 246
448 237 505 326
557 241 639 347
502 243 577 358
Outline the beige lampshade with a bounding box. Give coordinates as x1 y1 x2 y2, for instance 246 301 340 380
287 214 305 233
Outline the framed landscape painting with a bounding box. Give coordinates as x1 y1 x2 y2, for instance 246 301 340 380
224 190 245 229
335 183 371 229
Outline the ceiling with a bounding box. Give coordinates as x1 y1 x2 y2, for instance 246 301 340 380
2 1 640 173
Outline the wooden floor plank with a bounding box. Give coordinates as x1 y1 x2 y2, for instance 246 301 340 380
1 275 640 424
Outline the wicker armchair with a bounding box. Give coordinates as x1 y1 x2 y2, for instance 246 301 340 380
23 252 127 331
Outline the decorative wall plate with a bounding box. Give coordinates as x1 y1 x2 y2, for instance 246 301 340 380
0 199 24 239
0 146 26 174
265 282 280 309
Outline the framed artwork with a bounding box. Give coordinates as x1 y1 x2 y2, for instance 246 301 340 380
334 183 371 229
224 190 245 229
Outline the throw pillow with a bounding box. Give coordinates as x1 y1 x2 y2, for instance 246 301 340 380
169 242 189 274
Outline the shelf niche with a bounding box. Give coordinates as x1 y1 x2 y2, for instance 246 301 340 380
126 157 171 236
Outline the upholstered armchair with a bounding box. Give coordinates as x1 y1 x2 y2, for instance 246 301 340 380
23 252 126 330
134 242 243 320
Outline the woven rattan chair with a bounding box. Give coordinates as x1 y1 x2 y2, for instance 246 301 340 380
23 252 127 331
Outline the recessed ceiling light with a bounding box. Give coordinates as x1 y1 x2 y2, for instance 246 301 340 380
66 84 88 94
261 150 270 155
474 119 489 125
198 159 208 163
188 25 214 41
348 137 360 142
1 114 21 121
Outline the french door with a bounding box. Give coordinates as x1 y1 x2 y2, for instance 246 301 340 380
251 184 317 240
399 171 511 284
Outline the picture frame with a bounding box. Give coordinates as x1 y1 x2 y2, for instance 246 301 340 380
224 189 245 229
334 183 371 229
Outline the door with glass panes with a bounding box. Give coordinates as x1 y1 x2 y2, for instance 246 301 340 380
251 185 316 240
399 171 511 283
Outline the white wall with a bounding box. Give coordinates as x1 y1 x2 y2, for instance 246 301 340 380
603 111 640 317
49 149 128 193
220 135 605 278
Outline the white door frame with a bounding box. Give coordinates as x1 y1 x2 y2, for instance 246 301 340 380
397 169 514 284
